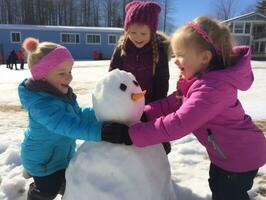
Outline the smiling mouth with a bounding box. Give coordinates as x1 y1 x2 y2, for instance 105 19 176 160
135 41 143 45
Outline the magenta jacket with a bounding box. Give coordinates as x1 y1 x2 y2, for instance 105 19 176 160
129 46 266 172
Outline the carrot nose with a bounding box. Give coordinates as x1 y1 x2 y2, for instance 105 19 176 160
131 90 146 101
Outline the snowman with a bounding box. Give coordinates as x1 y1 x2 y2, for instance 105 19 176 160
63 69 176 200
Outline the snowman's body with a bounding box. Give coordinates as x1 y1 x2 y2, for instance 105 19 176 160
63 69 176 200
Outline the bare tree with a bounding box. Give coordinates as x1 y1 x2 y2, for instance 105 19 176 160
3 0 12 23
102 0 121 27
92 0 100 26
212 0 240 20
241 3 257 14
161 0 178 33
0 0 162 27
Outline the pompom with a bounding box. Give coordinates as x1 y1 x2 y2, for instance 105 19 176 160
22 37 39 52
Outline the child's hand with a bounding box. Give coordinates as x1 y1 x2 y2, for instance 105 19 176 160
102 122 132 145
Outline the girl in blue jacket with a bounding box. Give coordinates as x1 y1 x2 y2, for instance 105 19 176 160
18 37 102 200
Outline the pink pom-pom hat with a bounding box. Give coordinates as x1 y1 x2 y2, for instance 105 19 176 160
22 37 74 80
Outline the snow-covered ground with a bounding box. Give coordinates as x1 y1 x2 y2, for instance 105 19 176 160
0 60 265 200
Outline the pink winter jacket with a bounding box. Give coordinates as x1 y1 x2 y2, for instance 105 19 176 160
129 46 266 172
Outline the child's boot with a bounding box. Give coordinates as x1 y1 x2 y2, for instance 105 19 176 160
27 183 56 200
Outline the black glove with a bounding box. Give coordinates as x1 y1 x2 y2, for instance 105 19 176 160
101 122 132 145
140 112 147 122
162 142 171 155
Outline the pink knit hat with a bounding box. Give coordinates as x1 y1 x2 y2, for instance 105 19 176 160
124 1 161 32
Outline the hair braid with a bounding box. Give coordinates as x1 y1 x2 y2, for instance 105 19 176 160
117 33 128 57
151 33 159 75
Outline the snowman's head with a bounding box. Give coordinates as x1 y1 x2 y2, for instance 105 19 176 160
92 69 145 126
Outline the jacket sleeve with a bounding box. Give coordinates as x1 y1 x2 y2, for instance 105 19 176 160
129 83 230 147
29 100 102 141
144 91 182 121
109 46 123 72
152 48 170 101
79 107 98 123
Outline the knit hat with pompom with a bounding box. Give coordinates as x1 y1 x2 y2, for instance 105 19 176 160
22 37 74 80
22 37 39 52
124 1 161 32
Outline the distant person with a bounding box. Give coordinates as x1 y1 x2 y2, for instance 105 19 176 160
6 54 10 69
6 50 18 70
18 37 103 200
17 49 25 69
109 1 172 154
102 16 266 200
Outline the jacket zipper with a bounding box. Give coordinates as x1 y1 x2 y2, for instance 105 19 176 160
207 129 227 160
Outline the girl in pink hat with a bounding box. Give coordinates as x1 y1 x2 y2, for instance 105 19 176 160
102 16 266 200
18 37 102 200
109 1 172 154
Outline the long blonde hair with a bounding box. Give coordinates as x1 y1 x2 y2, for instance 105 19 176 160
171 16 238 70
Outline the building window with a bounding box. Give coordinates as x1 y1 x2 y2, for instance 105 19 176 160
234 22 244 34
254 42 259 53
10 32 21 43
260 42 266 53
86 34 101 44
61 33 80 44
245 22 251 34
108 35 117 44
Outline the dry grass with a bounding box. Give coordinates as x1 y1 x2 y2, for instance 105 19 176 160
255 120 266 133
0 105 24 112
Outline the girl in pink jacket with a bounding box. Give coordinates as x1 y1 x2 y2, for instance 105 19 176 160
102 16 266 200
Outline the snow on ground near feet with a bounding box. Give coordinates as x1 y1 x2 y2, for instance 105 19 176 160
0 60 265 200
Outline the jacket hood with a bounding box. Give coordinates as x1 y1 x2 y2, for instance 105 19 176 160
203 46 253 91
18 79 75 111
18 79 47 111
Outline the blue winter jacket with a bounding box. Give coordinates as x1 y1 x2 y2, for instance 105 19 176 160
18 79 102 176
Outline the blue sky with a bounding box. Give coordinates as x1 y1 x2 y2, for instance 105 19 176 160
172 0 259 26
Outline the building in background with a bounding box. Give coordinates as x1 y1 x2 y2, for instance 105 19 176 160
0 24 123 63
223 11 266 60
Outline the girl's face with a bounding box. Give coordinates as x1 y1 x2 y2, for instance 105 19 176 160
173 44 211 80
44 60 73 94
127 23 151 48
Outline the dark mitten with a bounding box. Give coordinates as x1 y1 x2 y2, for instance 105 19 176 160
162 142 171 155
102 122 132 145
140 112 147 122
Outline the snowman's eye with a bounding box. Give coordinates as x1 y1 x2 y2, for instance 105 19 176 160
133 80 139 86
120 83 127 91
